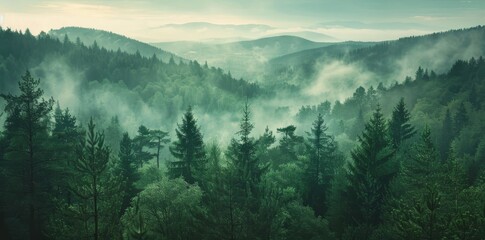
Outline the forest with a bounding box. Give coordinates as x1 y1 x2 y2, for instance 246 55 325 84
1 26 485 240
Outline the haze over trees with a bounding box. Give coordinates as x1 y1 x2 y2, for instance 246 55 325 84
1 26 485 239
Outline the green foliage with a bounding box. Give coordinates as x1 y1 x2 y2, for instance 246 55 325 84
342 106 396 237
0 70 54 239
303 113 341 216
169 106 206 184
274 125 304 166
117 133 140 215
439 109 454 161
388 98 416 149
121 177 205 240
227 103 268 199
133 125 153 168
148 129 170 169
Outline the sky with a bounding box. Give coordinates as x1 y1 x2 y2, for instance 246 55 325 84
0 0 484 42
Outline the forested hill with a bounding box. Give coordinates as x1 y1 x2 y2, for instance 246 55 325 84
48 27 184 63
152 35 335 80
0 27 262 126
269 25 485 88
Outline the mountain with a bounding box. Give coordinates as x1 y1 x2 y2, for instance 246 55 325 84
0 28 261 133
267 26 485 90
158 22 275 32
150 22 274 42
48 27 184 63
266 31 337 42
149 21 337 43
152 35 333 80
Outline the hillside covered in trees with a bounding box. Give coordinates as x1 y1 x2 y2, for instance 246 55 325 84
1 26 485 240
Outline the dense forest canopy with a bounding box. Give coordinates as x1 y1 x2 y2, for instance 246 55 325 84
1 25 485 240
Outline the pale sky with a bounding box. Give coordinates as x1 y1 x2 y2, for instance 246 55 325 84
1 0 484 42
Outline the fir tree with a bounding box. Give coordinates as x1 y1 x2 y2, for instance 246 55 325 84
0 70 54 240
169 106 206 184
133 125 153 168
389 98 416 149
276 125 303 165
118 133 140 215
304 113 338 216
344 105 396 236
454 102 468 135
439 109 454 161
71 118 111 240
227 102 268 198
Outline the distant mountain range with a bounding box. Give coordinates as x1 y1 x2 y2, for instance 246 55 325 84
149 21 336 43
48 27 184 63
267 25 485 89
151 35 335 79
48 25 485 91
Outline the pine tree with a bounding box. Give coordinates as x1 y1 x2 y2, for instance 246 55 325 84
227 102 268 199
118 133 140 215
454 102 468 135
169 106 206 184
389 98 416 149
51 104 81 205
71 118 110 240
0 70 54 240
148 129 169 169
276 125 302 165
344 105 396 236
439 109 454 161
415 66 424 81
133 125 153 168
226 102 269 239
256 126 275 161
304 113 338 216
351 108 365 139
105 116 123 154
402 126 439 187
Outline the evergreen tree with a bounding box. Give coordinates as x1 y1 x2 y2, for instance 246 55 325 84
105 116 123 154
133 125 153 168
389 98 416 149
227 102 268 199
343 105 396 237
439 109 454 161
469 85 480 109
70 118 111 240
304 113 338 216
118 133 140 215
256 126 275 161
0 70 54 240
148 129 169 169
402 126 440 188
276 125 303 165
415 66 424 81
226 102 269 239
169 106 206 184
51 104 81 205
351 108 365 139
454 102 468 135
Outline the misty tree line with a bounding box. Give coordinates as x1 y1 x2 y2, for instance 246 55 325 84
0 27 262 126
1 62 485 240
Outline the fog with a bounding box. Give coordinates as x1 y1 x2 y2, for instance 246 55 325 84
304 61 376 102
